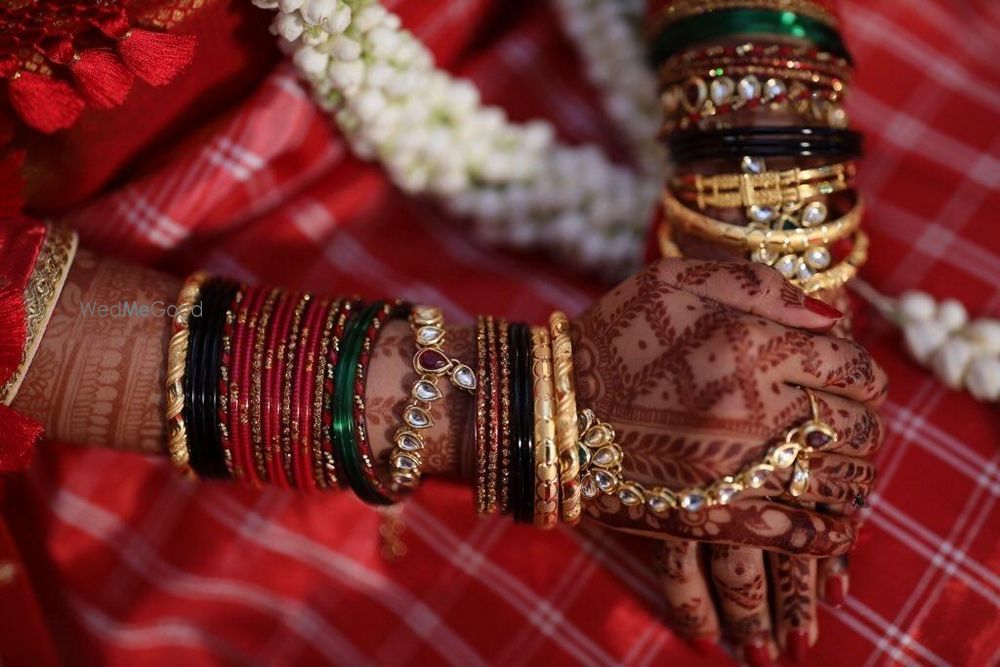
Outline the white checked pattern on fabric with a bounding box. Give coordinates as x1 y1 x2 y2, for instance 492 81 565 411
13 1 1000 665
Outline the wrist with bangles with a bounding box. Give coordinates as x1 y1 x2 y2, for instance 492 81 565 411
162 275 845 527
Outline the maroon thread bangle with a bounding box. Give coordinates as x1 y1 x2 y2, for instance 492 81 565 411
497 318 513 513
351 301 408 502
485 316 501 514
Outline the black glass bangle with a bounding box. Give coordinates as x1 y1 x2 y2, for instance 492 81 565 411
205 280 240 479
184 279 234 478
192 279 239 479
507 322 527 522
668 127 863 164
520 324 535 523
648 8 852 68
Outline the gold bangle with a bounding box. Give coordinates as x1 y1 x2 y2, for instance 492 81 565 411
165 271 208 473
661 188 863 252
1 224 78 405
656 216 867 293
672 161 856 210
530 326 559 529
549 311 582 526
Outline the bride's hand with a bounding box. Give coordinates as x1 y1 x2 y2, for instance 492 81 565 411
572 258 886 555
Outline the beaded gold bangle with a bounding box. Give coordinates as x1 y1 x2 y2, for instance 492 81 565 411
549 311 582 526
0 224 78 405
496 318 513 513
474 316 490 513
657 215 868 293
530 326 559 529
390 305 477 491
165 271 208 473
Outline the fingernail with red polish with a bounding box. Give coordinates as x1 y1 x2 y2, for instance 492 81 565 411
786 631 809 663
804 296 843 319
743 640 772 667
825 576 846 607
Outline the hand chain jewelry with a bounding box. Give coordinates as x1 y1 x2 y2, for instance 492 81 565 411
577 388 838 514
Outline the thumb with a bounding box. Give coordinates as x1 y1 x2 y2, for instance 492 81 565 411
655 258 843 332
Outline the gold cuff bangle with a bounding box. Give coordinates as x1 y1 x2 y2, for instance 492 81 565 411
530 326 559 529
0 224 78 405
165 271 208 473
672 161 856 210
549 311 582 526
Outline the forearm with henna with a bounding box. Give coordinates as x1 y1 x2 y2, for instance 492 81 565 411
12 249 475 478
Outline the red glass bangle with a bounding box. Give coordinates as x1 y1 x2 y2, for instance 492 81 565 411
250 289 282 484
321 299 358 488
217 287 243 479
311 299 343 488
350 301 407 501
293 295 331 491
279 293 311 487
262 289 293 487
234 286 269 487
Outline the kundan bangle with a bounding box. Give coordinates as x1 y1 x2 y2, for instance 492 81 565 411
661 188 863 253
390 305 477 493
530 326 559 529
166 271 208 473
549 311 582 525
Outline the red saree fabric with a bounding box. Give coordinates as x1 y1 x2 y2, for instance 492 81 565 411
2 1 998 664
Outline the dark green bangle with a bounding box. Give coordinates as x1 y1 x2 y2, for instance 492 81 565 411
330 301 395 505
648 9 851 67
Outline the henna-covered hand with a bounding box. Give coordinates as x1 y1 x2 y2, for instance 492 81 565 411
572 259 887 556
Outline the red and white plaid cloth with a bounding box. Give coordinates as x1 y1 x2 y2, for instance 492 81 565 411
7 0 1000 664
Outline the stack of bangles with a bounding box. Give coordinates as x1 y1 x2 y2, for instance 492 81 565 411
166 281 833 524
648 0 867 294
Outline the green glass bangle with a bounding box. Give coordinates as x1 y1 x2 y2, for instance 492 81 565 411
330 301 395 505
648 9 851 67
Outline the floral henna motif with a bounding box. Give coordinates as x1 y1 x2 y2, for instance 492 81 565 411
711 546 767 611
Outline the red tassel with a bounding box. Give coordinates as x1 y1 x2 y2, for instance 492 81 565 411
0 284 27 383
0 405 43 472
0 150 26 219
70 48 134 108
117 28 195 86
7 71 84 133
